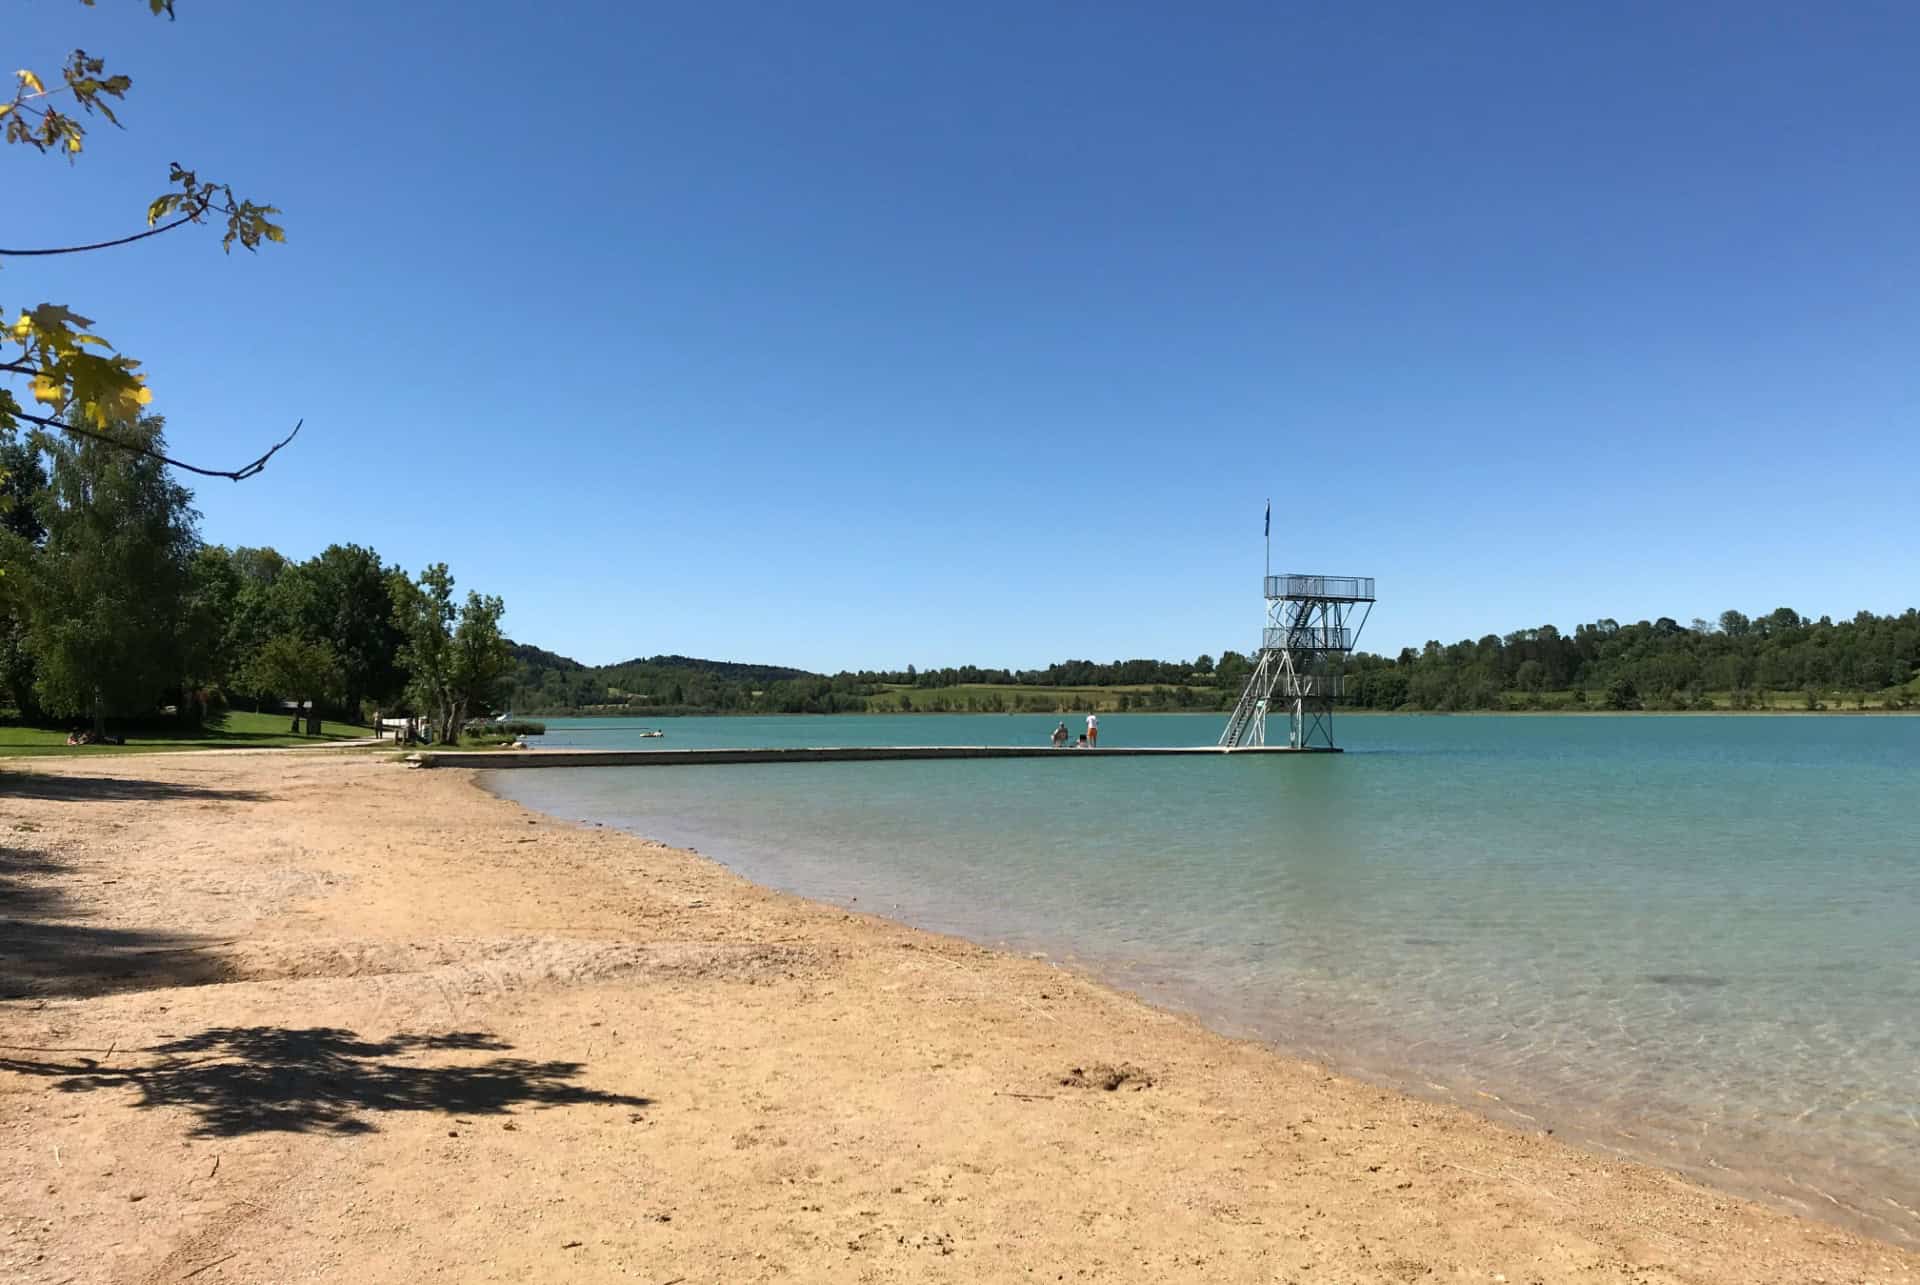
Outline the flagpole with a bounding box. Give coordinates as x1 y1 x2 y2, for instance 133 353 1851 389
1264 497 1270 583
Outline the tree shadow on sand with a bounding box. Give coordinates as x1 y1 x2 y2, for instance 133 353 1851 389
0 774 270 804
0 843 233 999
0 1026 653 1136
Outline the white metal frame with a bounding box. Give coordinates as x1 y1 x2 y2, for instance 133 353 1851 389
1220 575 1375 750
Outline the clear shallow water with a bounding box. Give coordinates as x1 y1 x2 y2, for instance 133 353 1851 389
489 714 1920 1244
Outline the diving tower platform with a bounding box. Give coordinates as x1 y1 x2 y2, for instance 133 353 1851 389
1219 573 1375 751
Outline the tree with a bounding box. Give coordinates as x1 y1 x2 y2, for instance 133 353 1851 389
450 589 513 727
0 438 48 543
1605 677 1641 711
244 634 341 735
391 564 455 739
2 2 293 478
391 565 511 744
1215 650 1253 686
0 439 50 714
1765 606 1803 635
178 543 241 722
278 544 404 715
221 545 291 702
13 417 198 733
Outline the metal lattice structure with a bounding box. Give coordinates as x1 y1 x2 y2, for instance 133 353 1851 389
1220 574 1376 750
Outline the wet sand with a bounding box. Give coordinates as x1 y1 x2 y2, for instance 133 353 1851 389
1 752 1913 1284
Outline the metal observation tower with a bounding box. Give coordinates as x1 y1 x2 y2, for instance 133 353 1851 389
1220 572 1376 751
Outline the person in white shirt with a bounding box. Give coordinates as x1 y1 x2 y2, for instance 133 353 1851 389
1085 712 1099 747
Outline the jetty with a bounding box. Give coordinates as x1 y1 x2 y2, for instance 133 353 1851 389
410 745 1339 769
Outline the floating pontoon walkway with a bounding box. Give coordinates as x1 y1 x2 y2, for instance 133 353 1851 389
410 745 1339 769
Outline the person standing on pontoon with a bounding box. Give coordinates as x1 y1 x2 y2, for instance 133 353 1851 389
1086 712 1099 747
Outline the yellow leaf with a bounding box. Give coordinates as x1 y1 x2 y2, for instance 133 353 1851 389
66 133 82 153
29 375 60 405
17 69 44 95
133 383 152 405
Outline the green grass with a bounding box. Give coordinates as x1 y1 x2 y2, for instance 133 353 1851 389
0 709 371 758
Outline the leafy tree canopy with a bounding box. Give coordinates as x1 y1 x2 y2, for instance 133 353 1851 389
245 634 342 716
392 565 513 743
14 415 199 731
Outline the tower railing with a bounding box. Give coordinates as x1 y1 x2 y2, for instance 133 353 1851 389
1264 575 1374 602
1264 625 1355 652
1279 673 1343 697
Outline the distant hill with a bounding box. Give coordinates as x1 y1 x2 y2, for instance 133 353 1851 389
508 642 584 673
508 604 1920 716
601 654 814 684
506 646 847 715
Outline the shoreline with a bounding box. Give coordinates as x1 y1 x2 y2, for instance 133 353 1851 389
522 707 1920 719
483 762 1920 1252
3 752 1915 1283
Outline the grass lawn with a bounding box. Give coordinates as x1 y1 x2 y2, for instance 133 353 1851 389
0 709 371 758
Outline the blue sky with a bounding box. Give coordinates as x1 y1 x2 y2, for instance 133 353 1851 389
9 2 1917 670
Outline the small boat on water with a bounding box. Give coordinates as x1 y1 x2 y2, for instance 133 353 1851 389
639 730 664 739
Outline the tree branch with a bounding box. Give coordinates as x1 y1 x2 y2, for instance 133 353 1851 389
0 208 202 257
13 410 302 481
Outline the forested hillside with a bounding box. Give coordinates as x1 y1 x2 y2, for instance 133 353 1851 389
1344 609 1920 711
509 648 853 714
510 606 1920 715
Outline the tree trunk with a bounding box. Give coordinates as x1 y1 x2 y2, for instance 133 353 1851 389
92 687 105 739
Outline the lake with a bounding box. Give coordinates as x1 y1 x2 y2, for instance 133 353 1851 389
485 712 1920 1245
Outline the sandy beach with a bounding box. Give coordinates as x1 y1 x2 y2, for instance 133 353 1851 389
2 753 1914 1285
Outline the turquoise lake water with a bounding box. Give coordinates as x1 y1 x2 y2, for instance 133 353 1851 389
486 713 1920 1244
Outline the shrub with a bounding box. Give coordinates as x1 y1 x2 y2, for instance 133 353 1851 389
462 718 546 738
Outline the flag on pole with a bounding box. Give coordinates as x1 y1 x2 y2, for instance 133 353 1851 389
1263 499 1270 538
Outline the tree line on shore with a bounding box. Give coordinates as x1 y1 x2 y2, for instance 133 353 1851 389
0 421 511 741
1342 608 1919 711
510 606 1920 716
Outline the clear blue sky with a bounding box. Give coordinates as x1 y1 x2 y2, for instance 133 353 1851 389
11 1 1917 671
